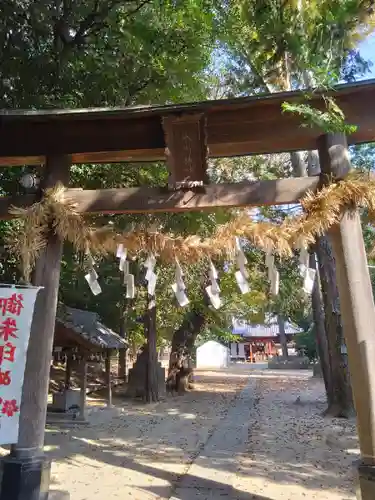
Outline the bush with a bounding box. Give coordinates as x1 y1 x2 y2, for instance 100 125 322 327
294 327 317 362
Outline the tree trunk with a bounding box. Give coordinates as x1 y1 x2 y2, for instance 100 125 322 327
309 251 332 398
118 262 133 381
277 315 289 358
290 151 307 177
118 297 128 382
167 309 206 394
144 295 159 403
292 144 346 412
316 235 354 417
105 349 113 407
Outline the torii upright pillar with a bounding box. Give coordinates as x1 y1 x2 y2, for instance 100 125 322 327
318 133 375 499
0 154 71 500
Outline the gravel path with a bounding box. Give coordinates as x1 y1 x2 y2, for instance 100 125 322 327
46 369 249 500
3 365 359 500
235 369 358 500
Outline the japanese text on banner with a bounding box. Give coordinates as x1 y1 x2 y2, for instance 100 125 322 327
0 287 40 445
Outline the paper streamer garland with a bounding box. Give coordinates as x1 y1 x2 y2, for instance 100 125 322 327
83 243 315 310
9 172 375 284
86 243 313 308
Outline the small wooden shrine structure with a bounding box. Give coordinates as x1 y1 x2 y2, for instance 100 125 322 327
0 79 375 498
50 305 127 419
231 316 302 361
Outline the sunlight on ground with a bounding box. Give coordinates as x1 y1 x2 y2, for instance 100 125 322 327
41 367 358 500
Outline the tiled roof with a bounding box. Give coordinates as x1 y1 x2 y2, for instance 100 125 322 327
57 305 127 350
232 315 302 337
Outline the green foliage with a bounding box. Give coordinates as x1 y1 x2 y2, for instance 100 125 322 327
210 0 375 335
0 0 216 108
216 0 374 95
196 329 240 347
295 326 317 361
281 97 357 135
208 153 292 182
351 143 375 174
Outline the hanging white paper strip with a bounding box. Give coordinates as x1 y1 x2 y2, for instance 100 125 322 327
236 254 249 278
171 283 189 307
119 254 127 272
122 260 130 278
90 281 102 296
0 286 41 444
205 285 222 309
116 244 127 259
84 273 102 296
147 271 157 296
270 268 280 296
299 247 309 269
210 279 220 295
87 252 96 269
235 270 250 294
235 236 243 252
209 259 218 281
175 258 184 281
144 253 156 271
174 259 186 291
87 268 98 281
235 238 249 278
176 278 186 291
298 263 308 278
303 268 316 295
125 274 135 299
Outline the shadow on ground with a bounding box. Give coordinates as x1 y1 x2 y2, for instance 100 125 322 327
42 368 357 499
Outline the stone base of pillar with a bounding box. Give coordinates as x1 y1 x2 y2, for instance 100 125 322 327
0 454 51 500
355 461 375 500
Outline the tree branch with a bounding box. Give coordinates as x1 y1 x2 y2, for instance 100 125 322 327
123 0 151 20
70 0 151 48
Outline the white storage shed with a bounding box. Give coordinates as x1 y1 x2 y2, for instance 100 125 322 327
196 340 230 369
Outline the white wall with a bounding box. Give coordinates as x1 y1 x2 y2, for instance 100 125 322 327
196 341 229 369
230 342 246 359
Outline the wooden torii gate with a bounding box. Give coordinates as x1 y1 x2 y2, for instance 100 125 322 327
0 79 375 500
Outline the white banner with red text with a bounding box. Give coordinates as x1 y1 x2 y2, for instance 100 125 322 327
0 286 40 444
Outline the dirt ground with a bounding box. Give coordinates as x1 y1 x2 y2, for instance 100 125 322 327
1 365 360 499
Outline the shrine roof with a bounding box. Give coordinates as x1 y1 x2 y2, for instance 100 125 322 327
55 305 127 351
232 315 302 337
0 79 374 166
